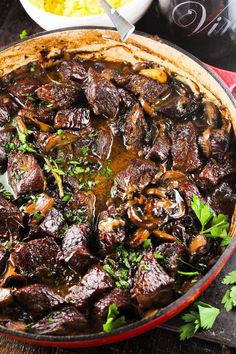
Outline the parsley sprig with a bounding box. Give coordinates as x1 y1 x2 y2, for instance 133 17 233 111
191 195 231 246
103 304 126 333
179 301 220 341
221 271 236 311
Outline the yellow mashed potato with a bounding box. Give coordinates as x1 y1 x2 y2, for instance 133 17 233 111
29 0 133 16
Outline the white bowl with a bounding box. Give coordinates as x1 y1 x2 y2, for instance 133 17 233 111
19 0 153 30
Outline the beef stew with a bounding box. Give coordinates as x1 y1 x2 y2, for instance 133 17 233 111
0 56 235 336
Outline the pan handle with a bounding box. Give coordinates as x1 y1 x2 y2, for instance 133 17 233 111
207 65 236 94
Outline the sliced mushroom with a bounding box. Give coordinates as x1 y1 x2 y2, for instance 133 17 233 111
160 171 186 189
127 188 186 230
189 234 207 254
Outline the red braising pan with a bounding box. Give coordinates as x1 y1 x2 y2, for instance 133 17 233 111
0 28 235 348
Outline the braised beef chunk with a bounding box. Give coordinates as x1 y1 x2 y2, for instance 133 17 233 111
178 179 203 208
199 159 235 187
199 128 230 159
54 108 90 130
13 285 65 317
98 207 126 255
146 130 171 162
62 224 96 273
36 83 78 109
30 306 87 335
8 152 45 197
15 237 61 279
64 184 96 225
38 208 65 238
66 265 114 309
131 251 174 309
84 68 120 119
92 125 113 160
0 93 18 126
120 103 149 149
118 88 136 114
208 181 236 215
8 77 40 104
94 288 133 322
0 129 12 146
155 242 186 277
58 59 87 82
19 106 55 125
155 93 198 119
124 74 169 105
113 159 158 199
0 195 23 238
171 122 201 173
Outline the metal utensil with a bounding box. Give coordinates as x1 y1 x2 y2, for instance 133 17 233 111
99 0 135 41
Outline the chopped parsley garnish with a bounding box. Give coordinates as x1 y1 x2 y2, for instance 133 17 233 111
103 264 115 277
103 245 144 289
26 323 33 329
143 239 152 249
62 194 72 203
19 29 28 39
179 301 220 341
22 93 35 101
177 271 200 277
27 62 36 72
191 195 230 246
103 304 126 333
153 252 164 261
0 183 14 201
48 317 54 322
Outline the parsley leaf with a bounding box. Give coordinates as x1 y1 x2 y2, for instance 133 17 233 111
221 288 236 311
222 271 236 285
197 301 220 330
221 271 236 311
179 310 200 341
191 195 230 246
103 304 126 333
179 302 220 341
191 194 213 231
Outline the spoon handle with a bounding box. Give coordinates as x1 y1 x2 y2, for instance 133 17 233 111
99 0 135 41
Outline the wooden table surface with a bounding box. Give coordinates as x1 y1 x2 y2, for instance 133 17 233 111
0 1 236 353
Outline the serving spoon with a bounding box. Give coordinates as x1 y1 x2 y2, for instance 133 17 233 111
99 0 135 41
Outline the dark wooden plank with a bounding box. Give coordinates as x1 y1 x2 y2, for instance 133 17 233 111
0 328 235 354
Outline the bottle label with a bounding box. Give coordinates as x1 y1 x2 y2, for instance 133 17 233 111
171 0 236 37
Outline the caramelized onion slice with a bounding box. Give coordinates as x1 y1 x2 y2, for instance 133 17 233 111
139 69 168 84
44 131 79 153
0 255 26 288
